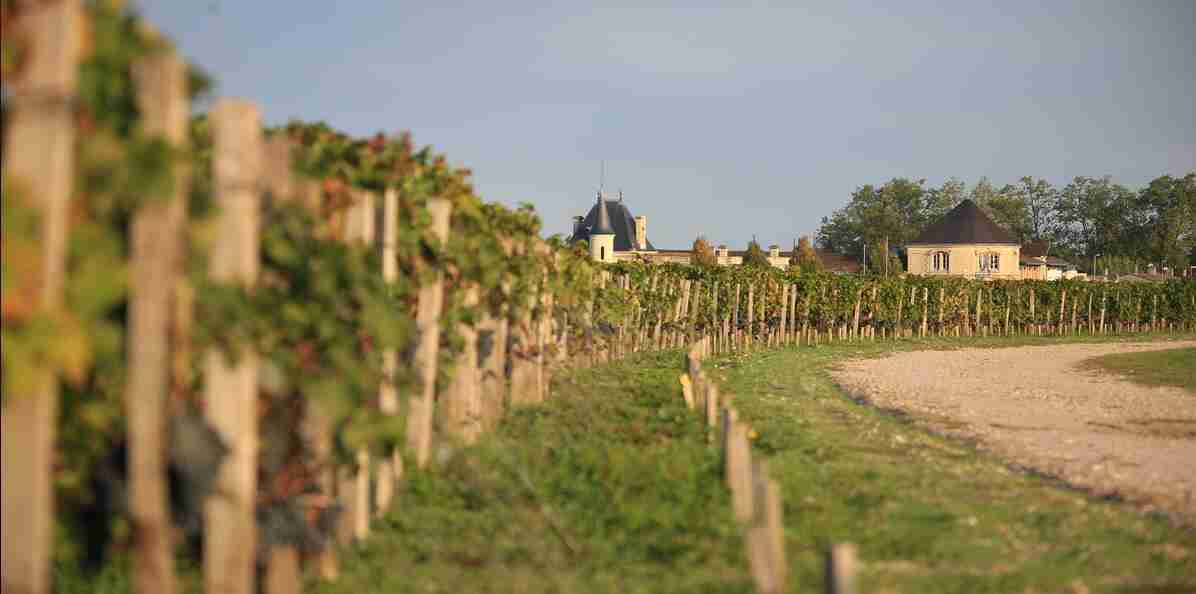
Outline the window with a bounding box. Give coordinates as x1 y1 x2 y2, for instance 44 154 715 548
601 246 606 260
932 251 950 272
979 252 1000 273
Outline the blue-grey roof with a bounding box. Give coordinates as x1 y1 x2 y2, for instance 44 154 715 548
570 199 656 251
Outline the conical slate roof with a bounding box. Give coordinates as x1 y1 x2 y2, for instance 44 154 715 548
592 193 614 235
909 199 1018 245
569 196 656 251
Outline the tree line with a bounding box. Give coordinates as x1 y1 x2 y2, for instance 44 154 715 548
816 173 1196 276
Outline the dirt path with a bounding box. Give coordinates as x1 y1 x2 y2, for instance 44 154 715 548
831 341 1196 524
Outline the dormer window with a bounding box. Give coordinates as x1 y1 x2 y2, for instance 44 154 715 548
932 251 950 272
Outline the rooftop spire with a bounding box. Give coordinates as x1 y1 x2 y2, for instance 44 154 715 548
592 191 614 235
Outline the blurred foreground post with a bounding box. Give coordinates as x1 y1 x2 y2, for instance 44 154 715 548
128 51 188 594
406 199 453 468
376 187 401 514
1 3 82 594
825 543 858 594
204 99 263 594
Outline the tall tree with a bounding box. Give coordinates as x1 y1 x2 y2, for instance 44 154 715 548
1136 173 1196 272
741 239 771 268
816 178 928 256
971 177 1033 244
690 235 717 267
1052 176 1135 263
923 178 966 222
790 235 823 274
1001 176 1056 240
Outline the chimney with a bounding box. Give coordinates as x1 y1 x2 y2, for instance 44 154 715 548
572 215 584 238
634 216 647 250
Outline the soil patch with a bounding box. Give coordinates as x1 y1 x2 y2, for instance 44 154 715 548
831 341 1196 524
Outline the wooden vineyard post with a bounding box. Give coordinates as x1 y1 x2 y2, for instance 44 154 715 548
1029 288 1036 335
1005 293 1012 336
973 289 981 336
343 192 376 540
895 288 903 339
710 280 720 350
825 543 858 594
725 421 754 522
479 278 510 431
937 287 945 336
406 198 453 469
1058 289 1067 335
789 285 798 345
850 290 861 341
1 3 82 594
375 187 400 515
536 242 554 395
921 287 929 338
353 449 370 540
443 284 483 443
510 242 543 403
1076 295 1085 334
1087 292 1094 334
727 284 736 348
204 99 263 594
126 51 188 594
1100 291 1107 334
747 284 755 348
705 382 720 432
780 284 790 346
264 546 300 594
745 459 787 593
1152 294 1158 332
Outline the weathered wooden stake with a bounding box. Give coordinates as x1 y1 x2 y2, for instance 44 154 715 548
406 198 453 469
126 50 188 594
825 543 858 594
204 99 263 594
746 459 787 593
443 285 484 443
726 420 754 523
264 546 301 594
375 187 400 515
1 4 82 594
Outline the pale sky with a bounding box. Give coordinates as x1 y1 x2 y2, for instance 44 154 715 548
138 1 1196 250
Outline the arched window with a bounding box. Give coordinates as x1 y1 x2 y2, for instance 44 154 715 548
601 246 606 260
931 251 950 272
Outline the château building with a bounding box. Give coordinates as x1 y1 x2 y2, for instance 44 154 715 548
567 191 861 273
906 199 1022 279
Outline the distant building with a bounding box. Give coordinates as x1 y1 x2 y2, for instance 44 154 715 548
567 191 859 272
1019 241 1081 280
907 199 1021 279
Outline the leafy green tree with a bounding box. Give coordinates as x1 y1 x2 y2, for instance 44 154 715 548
816 178 929 258
865 238 904 276
1051 176 1135 263
690 235 717 267
741 239 770 268
1136 173 1195 272
923 178 967 221
1001 176 1056 240
970 177 1034 244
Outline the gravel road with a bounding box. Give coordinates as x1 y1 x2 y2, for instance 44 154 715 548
831 341 1196 524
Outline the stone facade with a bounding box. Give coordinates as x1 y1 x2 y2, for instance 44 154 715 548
907 244 1021 279
907 199 1023 280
